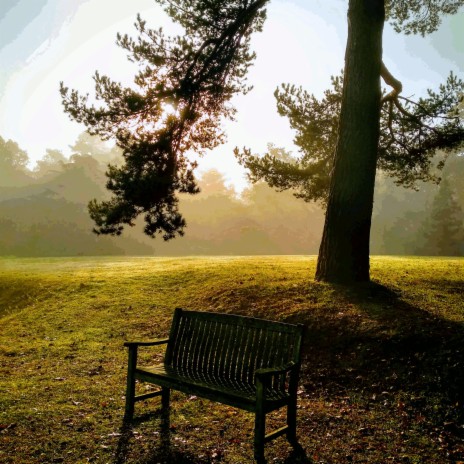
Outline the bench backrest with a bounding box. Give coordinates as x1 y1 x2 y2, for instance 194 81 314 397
165 308 303 386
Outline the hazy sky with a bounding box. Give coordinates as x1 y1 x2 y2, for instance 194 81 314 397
0 0 462 190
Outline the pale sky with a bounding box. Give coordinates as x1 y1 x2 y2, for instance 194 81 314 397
0 0 462 191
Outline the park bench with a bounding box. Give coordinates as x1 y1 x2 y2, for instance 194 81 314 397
124 307 304 462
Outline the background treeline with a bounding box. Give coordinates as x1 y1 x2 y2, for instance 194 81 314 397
0 133 463 257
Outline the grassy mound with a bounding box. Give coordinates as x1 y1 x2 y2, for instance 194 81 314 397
1 256 463 463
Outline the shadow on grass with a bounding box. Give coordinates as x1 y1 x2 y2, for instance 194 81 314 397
282 280 464 458
282 443 313 463
114 412 312 463
113 408 201 464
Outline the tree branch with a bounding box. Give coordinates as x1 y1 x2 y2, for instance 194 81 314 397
381 61 403 103
393 98 439 133
398 95 460 120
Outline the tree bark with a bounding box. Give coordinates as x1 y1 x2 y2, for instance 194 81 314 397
315 0 385 283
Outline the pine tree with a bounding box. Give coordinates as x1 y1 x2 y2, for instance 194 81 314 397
422 178 464 256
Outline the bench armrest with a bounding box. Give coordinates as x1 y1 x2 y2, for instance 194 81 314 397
255 361 297 379
124 338 170 348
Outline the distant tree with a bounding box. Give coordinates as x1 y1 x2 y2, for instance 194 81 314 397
380 210 427 255
34 149 67 179
0 136 31 187
369 173 434 254
0 136 29 171
177 169 244 250
0 217 18 255
60 0 464 282
0 158 155 257
242 179 324 254
199 169 236 197
54 154 108 204
70 132 122 166
70 132 107 157
441 153 464 206
420 178 464 256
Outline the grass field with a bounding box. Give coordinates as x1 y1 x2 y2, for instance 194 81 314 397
1 255 463 463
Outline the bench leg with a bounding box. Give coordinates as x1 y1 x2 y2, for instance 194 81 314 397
254 406 266 463
124 346 137 421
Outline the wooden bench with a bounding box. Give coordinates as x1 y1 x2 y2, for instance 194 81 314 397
124 308 304 462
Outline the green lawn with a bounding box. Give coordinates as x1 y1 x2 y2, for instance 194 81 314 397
1 255 463 463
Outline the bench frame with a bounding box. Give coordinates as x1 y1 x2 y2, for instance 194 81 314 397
124 308 304 462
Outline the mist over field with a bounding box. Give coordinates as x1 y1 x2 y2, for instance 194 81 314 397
1 132 463 258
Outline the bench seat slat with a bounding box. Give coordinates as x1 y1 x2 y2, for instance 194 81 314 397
135 364 290 412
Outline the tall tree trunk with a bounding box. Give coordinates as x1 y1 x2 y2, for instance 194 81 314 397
315 0 385 283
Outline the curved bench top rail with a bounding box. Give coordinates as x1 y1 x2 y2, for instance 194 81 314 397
171 308 303 333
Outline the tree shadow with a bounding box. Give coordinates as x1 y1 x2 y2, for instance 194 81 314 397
283 279 464 457
340 281 462 416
